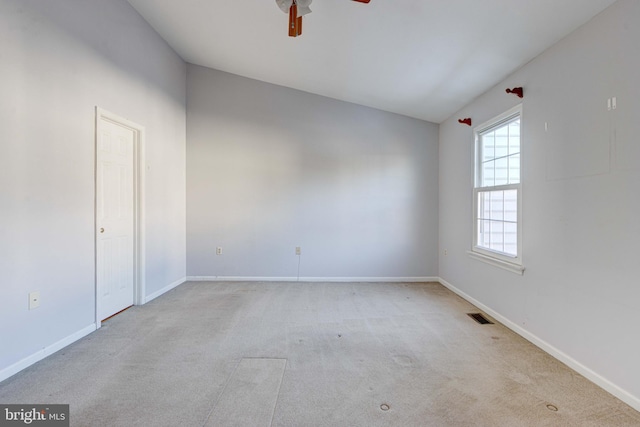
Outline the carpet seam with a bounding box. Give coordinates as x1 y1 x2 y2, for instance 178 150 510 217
200 358 242 427
268 359 288 427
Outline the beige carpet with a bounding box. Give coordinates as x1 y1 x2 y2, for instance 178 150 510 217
1 281 638 426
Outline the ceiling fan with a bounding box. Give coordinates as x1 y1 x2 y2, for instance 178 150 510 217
276 0 371 37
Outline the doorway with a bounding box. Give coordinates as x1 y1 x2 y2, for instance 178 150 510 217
95 107 145 326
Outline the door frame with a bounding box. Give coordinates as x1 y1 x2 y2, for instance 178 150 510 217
94 107 146 328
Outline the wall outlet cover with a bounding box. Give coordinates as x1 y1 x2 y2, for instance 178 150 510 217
29 291 40 310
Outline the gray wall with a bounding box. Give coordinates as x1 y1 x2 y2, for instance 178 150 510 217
187 65 439 279
3 0 636 409
0 0 186 374
439 0 640 406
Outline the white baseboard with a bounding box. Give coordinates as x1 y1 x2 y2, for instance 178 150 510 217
186 276 439 283
300 276 439 283
187 276 296 282
0 276 187 383
144 276 186 303
0 323 96 383
437 277 640 412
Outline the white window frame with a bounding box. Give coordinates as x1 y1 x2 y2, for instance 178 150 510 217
469 105 524 275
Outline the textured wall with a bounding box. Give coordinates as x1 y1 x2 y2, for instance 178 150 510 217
186 65 439 279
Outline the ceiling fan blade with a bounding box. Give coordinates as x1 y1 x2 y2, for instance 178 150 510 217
296 0 312 16
276 0 293 14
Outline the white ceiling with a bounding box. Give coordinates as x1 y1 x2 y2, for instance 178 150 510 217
127 0 617 123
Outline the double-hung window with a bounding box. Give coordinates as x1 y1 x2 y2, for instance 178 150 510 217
471 105 524 274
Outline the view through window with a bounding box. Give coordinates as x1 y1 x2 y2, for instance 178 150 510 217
473 106 522 264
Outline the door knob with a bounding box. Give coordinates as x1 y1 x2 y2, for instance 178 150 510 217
100 228 105 233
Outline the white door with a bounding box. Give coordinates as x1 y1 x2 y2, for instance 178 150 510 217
96 117 135 321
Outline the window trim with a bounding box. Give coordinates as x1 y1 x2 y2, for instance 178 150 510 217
470 104 524 274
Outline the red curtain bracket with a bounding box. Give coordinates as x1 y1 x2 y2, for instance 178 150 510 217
506 87 523 98
458 118 472 126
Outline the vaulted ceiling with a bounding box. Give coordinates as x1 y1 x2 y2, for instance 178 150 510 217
127 0 617 123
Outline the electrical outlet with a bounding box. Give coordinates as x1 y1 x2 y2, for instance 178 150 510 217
444 249 448 256
216 247 223 255
295 246 301 255
29 291 40 310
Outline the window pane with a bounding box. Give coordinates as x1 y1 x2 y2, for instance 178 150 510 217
490 191 504 221
481 160 495 187
481 118 519 162
479 192 491 219
508 120 520 155
489 221 504 253
482 133 495 162
474 109 521 260
494 157 508 186
496 134 509 158
508 136 520 155
479 117 520 188
478 220 491 247
476 189 518 257
508 153 520 184
504 190 517 222
504 222 518 256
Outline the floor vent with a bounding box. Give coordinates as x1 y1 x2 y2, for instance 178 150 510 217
467 313 494 324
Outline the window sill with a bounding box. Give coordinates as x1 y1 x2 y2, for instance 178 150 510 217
467 250 525 275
